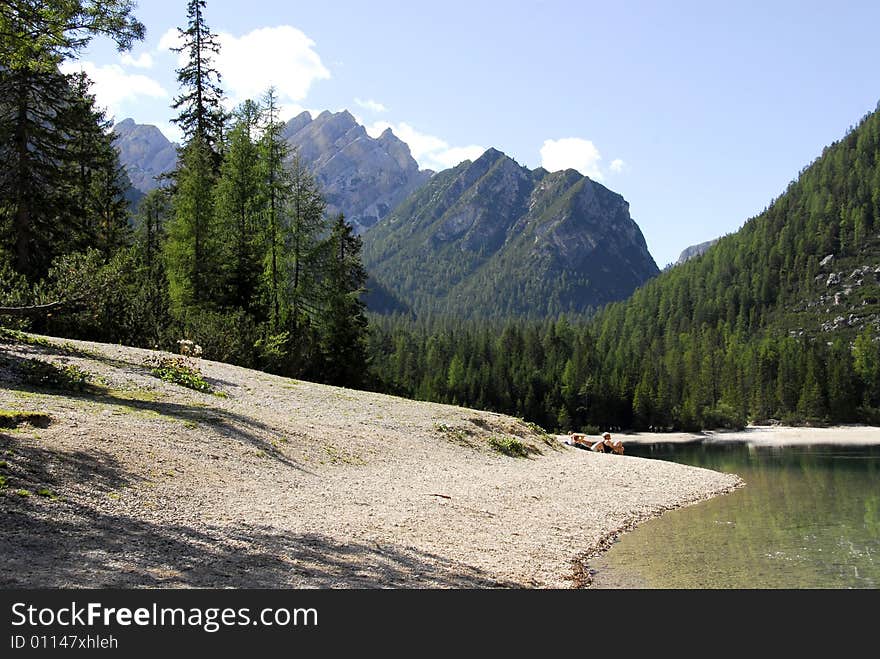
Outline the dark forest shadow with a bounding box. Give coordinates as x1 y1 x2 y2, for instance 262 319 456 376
0 497 515 588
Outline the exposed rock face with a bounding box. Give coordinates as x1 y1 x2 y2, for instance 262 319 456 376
283 110 432 232
363 148 659 317
676 239 719 265
112 119 178 193
114 111 432 232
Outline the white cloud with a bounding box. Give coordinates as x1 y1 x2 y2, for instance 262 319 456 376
120 52 154 69
158 27 183 54
540 138 604 180
156 25 329 124
427 145 487 171
60 61 168 121
158 122 184 145
355 98 387 113
217 26 330 108
610 158 626 174
366 120 483 171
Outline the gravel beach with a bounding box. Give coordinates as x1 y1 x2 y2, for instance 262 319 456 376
0 334 741 588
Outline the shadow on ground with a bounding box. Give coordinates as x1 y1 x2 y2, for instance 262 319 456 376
0 495 514 588
0 341 304 469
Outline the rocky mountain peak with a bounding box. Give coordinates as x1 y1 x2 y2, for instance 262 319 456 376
112 118 178 194
284 109 431 232
363 150 659 317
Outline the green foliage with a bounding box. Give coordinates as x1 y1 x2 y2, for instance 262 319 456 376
165 134 221 312
0 1 144 72
170 0 226 154
487 435 529 458
15 359 93 392
144 355 213 394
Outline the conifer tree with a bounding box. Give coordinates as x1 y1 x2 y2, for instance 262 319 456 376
170 0 226 161
257 87 293 331
164 0 226 314
165 133 219 312
214 100 263 312
318 214 369 386
0 1 143 280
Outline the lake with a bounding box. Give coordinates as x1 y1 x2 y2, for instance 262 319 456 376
589 441 880 588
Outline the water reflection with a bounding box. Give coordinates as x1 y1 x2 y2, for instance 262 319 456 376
591 442 880 589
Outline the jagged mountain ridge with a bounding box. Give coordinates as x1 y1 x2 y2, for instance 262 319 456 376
113 114 661 319
113 111 432 234
282 110 432 233
362 148 659 318
111 119 178 193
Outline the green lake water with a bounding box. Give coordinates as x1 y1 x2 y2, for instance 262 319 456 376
590 441 880 589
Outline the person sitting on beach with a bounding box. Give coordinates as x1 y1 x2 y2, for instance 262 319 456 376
591 432 624 454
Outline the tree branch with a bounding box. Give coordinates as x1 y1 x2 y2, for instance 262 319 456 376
0 300 67 316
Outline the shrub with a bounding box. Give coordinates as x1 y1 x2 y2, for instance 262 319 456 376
16 359 92 392
144 356 213 393
488 435 530 458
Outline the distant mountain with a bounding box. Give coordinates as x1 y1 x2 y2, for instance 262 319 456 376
114 112 433 233
675 239 719 265
283 110 432 233
112 119 177 194
362 148 659 318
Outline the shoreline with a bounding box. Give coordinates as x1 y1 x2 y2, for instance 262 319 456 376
618 424 880 446
561 423 880 587
1 333 742 589
569 475 744 588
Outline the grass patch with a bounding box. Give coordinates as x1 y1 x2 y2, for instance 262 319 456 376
322 444 366 466
0 409 52 429
108 388 163 403
14 488 31 497
488 435 530 458
434 422 477 448
14 359 94 392
0 474 7 488
143 356 213 394
36 488 58 500
0 328 51 347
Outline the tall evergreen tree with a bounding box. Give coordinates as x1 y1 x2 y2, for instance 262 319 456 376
257 87 293 331
170 0 226 160
0 0 143 281
318 214 370 386
65 72 130 258
165 133 219 313
214 100 263 312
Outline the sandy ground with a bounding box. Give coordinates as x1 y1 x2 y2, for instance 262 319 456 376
1 333 740 589
613 425 880 446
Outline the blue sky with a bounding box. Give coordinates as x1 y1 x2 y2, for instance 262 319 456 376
71 0 880 267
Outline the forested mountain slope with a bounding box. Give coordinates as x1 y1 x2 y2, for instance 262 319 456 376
362 148 659 318
588 103 880 429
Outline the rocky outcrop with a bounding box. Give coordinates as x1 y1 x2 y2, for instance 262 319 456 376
676 239 719 265
112 119 178 193
284 110 432 232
